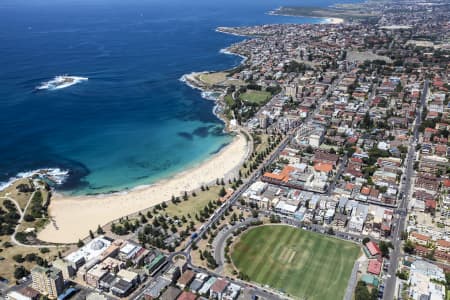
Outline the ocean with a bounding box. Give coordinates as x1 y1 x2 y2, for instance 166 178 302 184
0 0 351 195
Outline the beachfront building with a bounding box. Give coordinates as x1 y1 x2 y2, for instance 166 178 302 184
31 266 64 300
65 236 112 270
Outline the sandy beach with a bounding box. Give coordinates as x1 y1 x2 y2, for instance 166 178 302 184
324 17 344 24
38 133 249 244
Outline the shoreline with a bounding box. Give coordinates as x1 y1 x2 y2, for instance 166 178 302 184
37 132 250 243
37 44 253 243
180 71 230 128
267 9 345 24
4 34 253 245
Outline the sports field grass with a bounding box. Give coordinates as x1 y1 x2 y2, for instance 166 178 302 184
239 90 271 105
231 225 360 300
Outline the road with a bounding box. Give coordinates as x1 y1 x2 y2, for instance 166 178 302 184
187 75 340 250
213 218 257 273
188 263 290 300
2 191 59 248
383 79 428 300
132 76 344 300
328 155 348 196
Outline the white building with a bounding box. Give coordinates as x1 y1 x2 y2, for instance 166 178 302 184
65 236 112 270
409 260 445 300
309 134 323 148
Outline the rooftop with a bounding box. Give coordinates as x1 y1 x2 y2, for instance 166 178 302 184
65 236 111 264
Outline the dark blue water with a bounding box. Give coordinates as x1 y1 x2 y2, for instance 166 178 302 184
0 0 344 195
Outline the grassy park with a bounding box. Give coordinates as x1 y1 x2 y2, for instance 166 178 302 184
231 225 360 300
239 90 271 105
164 185 222 218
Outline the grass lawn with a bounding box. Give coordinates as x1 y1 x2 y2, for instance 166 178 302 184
231 225 360 300
0 236 67 284
224 94 235 107
239 90 271 105
164 186 221 218
0 178 34 210
199 72 228 85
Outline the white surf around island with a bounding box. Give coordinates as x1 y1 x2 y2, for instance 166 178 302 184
34 66 251 244
36 75 88 91
0 168 69 191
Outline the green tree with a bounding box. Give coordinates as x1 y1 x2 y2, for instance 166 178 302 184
355 281 372 300
379 241 393 258
14 266 29 280
219 187 227 197
12 254 24 263
403 240 415 254
96 225 105 235
39 248 50 254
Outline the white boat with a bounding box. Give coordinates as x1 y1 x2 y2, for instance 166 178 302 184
36 75 88 90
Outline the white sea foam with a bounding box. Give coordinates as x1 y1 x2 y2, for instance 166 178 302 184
179 72 208 92
201 91 220 101
0 168 69 191
36 75 88 91
219 48 247 64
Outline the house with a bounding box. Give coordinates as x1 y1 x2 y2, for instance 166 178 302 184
313 163 333 174
178 270 195 290
313 150 339 166
210 278 229 299
177 291 197 300
425 199 437 213
222 283 241 300
410 232 431 246
143 277 171 300
160 286 182 300
198 277 216 295
414 245 432 257
436 240 450 253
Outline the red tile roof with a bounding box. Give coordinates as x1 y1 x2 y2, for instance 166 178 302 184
425 200 437 209
177 291 197 300
345 183 355 191
367 259 382 275
314 163 333 173
211 278 228 293
443 179 450 188
361 186 371 196
411 232 431 241
263 166 295 182
437 239 450 249
178 270 195 286
366 241 381 256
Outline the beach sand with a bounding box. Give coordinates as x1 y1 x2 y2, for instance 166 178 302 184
37 133 249 244
324 17 344 24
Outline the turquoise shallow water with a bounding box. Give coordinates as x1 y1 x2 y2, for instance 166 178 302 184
0 0 351 195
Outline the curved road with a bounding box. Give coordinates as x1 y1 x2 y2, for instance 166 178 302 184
2 192 58 248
